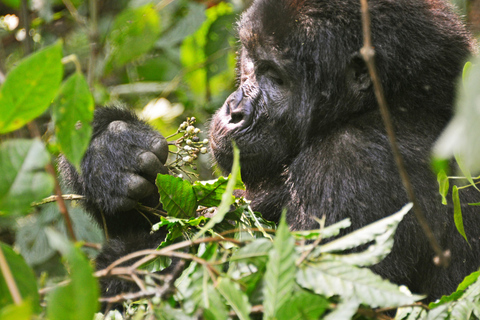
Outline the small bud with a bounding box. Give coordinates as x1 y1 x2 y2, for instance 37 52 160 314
191 117 196 122
203 139 209 144
183 156 193 163
192 154 198 159
186 139 192 145
186 125 195 134
180 122 187 130
194 128 201 134
192 136 200 142
184 146 191 151
200 147 207 154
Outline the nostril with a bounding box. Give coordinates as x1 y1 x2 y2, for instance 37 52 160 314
229 111 244 124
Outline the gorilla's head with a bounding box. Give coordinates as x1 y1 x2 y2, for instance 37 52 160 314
209 0 472 187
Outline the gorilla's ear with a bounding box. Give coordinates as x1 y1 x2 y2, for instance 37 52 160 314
347 53 371 92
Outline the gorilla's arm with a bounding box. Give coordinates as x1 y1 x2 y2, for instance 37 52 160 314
60 107 169 237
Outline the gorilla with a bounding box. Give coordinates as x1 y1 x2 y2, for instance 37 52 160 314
61 0 480 305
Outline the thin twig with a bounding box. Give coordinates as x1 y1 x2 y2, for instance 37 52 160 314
20 0 31 55
296 215 325 266
32 194 85 207
359 0 448 266
0 246 22 304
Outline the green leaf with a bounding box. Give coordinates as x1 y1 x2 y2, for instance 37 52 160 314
0 42 63 133
437 170 449 205
193 143 241 240
394 306 427 320
52 72 94 170
275 288 328 320
293 218 351 240
194 175 244 208
297 260 422 308
454 155 479 191
203 285 229 320
263 213 297 320
156 174 197 218
46 230 99 320
324 298 359 320
1 0 20 9
216 277 251 320
452 185 469 245
317 203 412 257
0 244 40 313
205 13 236 81
429 271 480 309
0 299 33 320
106 5 161 72
0 139 54 215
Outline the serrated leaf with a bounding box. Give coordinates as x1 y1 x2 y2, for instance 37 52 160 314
0 42 63 133
293 218 351 240
297 260 422 308
193 143 240 240
156 174 197 218
52 72 94 170
106 5 161 72
0 139 54 215
429 271 480 309
263 213 296 320
216 277 251 320
450 299 475 320
452 185 469 245
395 306 427 320
276 288 328 320
0 244 39 313
46 230 99 320
437 170 449 205
318 203 412 254
203 285 229 320
193 174 244 208
324 298 359 320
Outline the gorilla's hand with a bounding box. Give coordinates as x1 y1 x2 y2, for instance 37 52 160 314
61 108 169 217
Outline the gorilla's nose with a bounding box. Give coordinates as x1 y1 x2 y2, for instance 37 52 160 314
225 89 252 130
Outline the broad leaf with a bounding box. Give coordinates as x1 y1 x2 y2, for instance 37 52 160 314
52 72 94 170
293 218 351 240
0 42 63 133
156 174 197 218
297 260 422 308
106 5 161 72
216 277 251 320
324 299 359 320
0 139 54 215
46 230 99 320
0 244 39 312
0 300 33 320
263 214 296 319
437 170 449 205
275 288 329 320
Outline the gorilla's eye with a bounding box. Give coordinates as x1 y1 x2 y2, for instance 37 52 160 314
258 63 284 86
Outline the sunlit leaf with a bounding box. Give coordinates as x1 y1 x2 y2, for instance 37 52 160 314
275 288 329 320
324 298 359 320
0 139 54 215
437 170 449 205
0 299 33 320
193 174 244 207
263 213 296 319
52 72 94 170
156 174 197 218
0 42 63 133
452 185 469 245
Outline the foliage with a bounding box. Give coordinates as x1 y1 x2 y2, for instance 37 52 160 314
0 0 480 319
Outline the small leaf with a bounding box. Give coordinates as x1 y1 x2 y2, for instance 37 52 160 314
429 271 480 308
0 139 54 215
263 213 297 319
293 218 351 240
0 42 63 133
297 260 422 308
216 277 251 320
193 143 241 240
106 5 161 72
46 230 99 320
437 170 449 205
454 155 479 191
193 175 244 207
52 72 94 170
452 185 469 245
0 244 39 313
324 298 359 320
156 174 197 218
0 299 33 320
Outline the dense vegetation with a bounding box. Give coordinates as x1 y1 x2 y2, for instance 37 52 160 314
1 0 480 319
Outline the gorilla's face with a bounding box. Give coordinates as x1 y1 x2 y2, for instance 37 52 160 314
209 7 311 185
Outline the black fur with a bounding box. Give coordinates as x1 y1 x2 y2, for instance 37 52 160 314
210 0 480 300
63 0 480 305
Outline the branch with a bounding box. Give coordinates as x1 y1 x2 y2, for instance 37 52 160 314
32 194 85 207
359 0 449 266
0 246 22 304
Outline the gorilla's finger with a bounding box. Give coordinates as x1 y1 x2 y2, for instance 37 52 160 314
150 136 169 164
126 174 156 200
138 152 168 178
114 197 138 212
